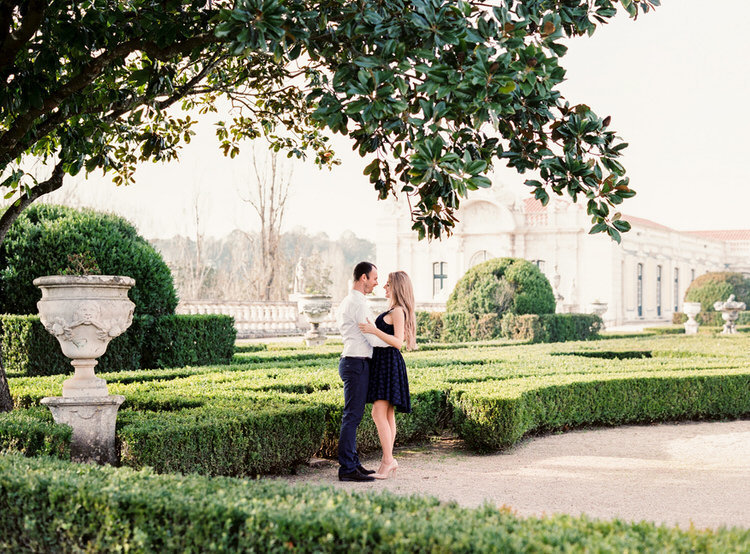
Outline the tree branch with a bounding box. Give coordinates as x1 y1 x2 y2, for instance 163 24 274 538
0 158 64 245
0 32 219 165
0 0 46 70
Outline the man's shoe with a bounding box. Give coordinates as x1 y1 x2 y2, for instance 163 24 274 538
357 465 376 475
338 469 375 482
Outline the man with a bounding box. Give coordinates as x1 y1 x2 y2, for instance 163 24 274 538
336 261 389 482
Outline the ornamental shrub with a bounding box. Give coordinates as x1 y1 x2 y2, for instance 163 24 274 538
0 204 177 316
684 272 750 325
443 258 555 341
447 257 555 317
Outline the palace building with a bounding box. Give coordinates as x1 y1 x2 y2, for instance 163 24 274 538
375 185 750 327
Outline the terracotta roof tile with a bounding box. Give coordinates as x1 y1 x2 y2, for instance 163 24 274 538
686 230 750 241
523 197 547 213
622 215 674 232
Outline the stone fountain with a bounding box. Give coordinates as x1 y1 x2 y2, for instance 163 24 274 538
713 295 746 334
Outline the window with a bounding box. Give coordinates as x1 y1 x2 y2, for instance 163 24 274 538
674 268 680 313
691 268 695 283
637 263 643 317
469 250 492 267
432 262 448 297
656 265 662 317
532 259 546 272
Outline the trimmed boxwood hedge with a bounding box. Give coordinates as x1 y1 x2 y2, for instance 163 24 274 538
0 313 236 375
448 369 750 452
2 453 749 553
118 401 326 476
4 334 750 478
0 408 70 459
500 313 602 343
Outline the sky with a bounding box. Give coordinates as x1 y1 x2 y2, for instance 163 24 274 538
43 0 750 243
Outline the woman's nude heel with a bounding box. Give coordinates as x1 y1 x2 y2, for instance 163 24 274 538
373 459 398 479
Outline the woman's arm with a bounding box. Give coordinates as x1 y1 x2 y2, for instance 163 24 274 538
359 308 405 349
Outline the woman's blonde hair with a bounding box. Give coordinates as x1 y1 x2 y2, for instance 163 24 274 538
388 271 416 350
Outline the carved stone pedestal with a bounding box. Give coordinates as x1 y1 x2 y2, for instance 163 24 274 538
41 395 124 465
303 327 327 347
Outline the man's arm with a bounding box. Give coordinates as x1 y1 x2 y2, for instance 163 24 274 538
357 303 390 347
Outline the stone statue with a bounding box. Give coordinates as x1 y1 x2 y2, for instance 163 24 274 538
293 258 305 294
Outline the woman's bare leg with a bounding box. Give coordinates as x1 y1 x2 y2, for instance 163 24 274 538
371 400 394 470
387 404 397 451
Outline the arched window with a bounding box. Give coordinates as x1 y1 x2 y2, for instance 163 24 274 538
637 263 643 317
469 250 492 267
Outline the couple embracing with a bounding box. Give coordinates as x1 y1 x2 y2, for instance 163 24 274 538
336 261 415 482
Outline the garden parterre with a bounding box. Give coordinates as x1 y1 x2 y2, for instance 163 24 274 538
3 333 750 551
3 333 750 475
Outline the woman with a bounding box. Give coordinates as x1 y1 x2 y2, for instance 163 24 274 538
358 270 416 479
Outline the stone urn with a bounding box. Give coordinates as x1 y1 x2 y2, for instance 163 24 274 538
297 293 332 346
34 275 135 464
713 295 746 335
683 302 702 335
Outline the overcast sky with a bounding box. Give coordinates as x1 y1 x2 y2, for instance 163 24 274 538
50 0 750 242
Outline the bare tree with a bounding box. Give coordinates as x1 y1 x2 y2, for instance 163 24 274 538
163 191 212 300
239 148 292 301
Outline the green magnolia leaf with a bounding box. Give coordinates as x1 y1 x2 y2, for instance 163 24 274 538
0 0 652 245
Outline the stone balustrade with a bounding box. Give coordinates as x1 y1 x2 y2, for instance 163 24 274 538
176 300 337 338
177 299 447 339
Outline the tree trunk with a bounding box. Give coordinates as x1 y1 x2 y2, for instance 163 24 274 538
0 350 13 412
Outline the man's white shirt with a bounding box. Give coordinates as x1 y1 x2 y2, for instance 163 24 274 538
337 289 389 357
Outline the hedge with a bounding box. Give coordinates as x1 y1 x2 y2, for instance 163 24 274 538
415 310 443 341
5 334 750 477
2 453 749 553
500 313 602 343
446 257 556 317
0 408 70 459
140 314 237 369
441 312 505 342
117 401 326 476
449 369 750 452
0 313 236 375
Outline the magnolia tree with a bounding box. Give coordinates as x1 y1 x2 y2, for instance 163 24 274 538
0 0 658 410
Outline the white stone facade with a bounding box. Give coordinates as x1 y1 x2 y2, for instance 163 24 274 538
375 186 750 327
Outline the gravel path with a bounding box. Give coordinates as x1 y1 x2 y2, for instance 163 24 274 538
271 420 750 530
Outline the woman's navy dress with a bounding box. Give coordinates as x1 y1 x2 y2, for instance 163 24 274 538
367 310 411 413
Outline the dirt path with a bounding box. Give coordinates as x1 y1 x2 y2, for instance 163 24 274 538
271 420 750 530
